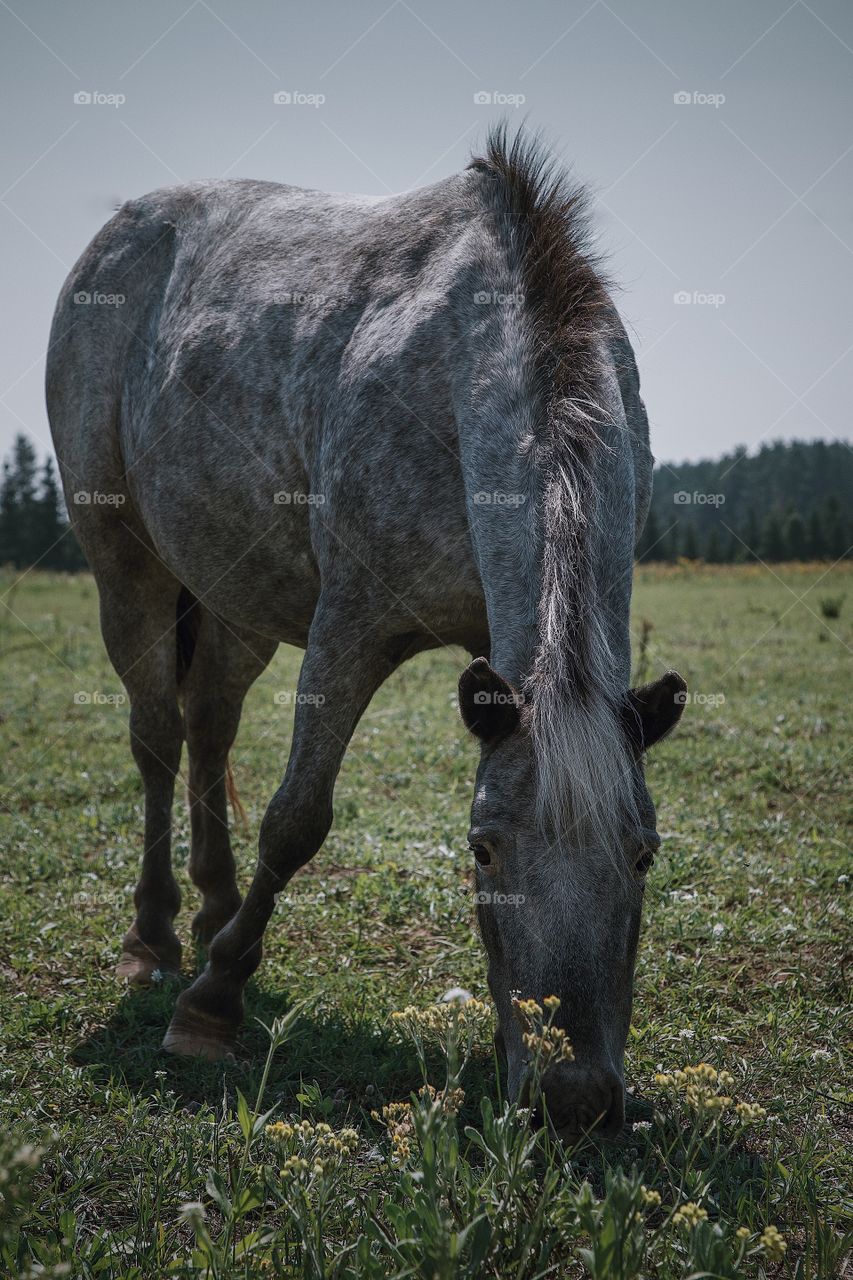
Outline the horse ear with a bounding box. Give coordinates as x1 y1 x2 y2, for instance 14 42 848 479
623 670 687 752
458 658 521 742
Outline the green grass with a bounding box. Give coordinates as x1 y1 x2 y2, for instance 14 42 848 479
0 562 850 1278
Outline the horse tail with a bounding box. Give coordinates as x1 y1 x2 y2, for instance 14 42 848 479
225 758 247 825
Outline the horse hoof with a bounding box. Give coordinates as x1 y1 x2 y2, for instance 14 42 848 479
116 930 182 985
162 1004 237 1060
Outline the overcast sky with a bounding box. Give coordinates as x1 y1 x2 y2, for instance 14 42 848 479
2 0 851 467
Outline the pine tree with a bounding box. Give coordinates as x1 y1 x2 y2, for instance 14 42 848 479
806 509 825 560
742 508 760 561
683 524 699 560
823 496 847 560
761 512 785 562
0 459 16 565
0 436 86 571
34 458 67 569
783 511 807 562
0 435 40 567
705 527 722 563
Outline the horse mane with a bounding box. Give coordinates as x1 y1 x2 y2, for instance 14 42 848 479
469 125 638 850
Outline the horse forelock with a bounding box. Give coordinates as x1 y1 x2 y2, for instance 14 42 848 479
470 125 637 851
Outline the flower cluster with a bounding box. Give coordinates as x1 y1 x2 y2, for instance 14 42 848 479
654 1063 734 1114
655 1062 771 1127
759 1224 787 1262
672 1201 708 1229
390 998 491 1050
372 1084 465 1164
265 1119 358 1180
734 1100 767 1123
512 996 574 1071
640 1186 662 1209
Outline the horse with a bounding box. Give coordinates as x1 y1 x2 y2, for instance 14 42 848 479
46 126 685 1138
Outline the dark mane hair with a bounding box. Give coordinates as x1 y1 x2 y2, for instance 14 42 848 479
469 122 613 427
469 126 636 848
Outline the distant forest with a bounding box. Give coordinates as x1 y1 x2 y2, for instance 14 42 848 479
639 440 851 564
0 433 850 572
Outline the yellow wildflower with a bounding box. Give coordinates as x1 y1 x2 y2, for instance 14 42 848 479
390 999 492 1056
759 1225 787 1262
512 995 575 1072
672 1202 708 1229
655 1064 734 1115
641 1187 662 1209
265 1121 294 1140
735 1101 767 1123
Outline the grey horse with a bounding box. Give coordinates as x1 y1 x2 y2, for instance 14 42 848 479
47 127 685 1138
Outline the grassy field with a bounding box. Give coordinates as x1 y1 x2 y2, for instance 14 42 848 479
0 562 850 1278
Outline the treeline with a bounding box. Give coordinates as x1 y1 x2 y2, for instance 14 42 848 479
0 435 87 571
0 433 850 572
638 440 851 564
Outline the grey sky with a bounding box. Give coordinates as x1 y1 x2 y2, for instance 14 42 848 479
2 0 851 466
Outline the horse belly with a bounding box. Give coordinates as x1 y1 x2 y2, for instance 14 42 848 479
125 446 321 644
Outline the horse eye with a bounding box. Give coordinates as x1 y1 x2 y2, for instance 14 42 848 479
635 848 655 878
469 843 492 867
